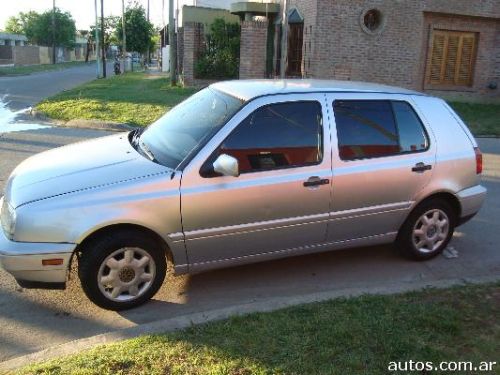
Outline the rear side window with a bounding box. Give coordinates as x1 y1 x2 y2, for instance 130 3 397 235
392 101 428 152
333 100 428 160
218 101 323 173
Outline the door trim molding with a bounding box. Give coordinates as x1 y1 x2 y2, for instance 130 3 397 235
184 212 330 241
188 232 398 273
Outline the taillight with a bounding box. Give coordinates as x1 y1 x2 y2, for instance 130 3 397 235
474 147 482 174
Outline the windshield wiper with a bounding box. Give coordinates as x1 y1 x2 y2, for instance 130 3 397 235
139 140 157 162
129 128 157 162
130 128 144 147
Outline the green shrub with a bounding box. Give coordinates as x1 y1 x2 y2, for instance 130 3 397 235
195 18 240 80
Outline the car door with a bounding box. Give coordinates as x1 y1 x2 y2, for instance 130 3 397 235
326 93 436 242
180 93 332 269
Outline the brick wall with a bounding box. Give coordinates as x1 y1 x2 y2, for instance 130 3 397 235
239 20 269 79
13 45 40 65
0 45 13 60
422 13 499 99
288 0 499 98
177 27 184 78
495 22 500 87
182 22 204 86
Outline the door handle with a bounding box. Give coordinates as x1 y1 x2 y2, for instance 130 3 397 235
303 176 330 187
412 162 432 173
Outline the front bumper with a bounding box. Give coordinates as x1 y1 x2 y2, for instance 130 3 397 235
456 184 487 224
0 228 76 289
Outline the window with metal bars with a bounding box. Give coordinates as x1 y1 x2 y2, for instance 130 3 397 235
426 30 477 87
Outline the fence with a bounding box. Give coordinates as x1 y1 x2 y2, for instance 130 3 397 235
0 45 96 66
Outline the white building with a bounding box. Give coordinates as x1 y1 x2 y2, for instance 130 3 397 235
0 32 27 46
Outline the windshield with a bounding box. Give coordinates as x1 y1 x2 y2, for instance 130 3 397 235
138 87 243 169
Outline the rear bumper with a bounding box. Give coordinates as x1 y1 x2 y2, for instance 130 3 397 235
0 229 76 289
456 185 487 223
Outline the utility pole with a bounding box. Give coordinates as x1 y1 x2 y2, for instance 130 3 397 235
279 0 288 78
122 0 126 72
146 0 150 65
52 0 56 64
94 0 101 78
101 0 106 77
169 0 176 85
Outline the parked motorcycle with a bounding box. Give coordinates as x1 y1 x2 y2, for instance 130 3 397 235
114 57 121 75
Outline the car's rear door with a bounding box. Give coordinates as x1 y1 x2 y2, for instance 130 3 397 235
326 93 437 242
179 93 333 269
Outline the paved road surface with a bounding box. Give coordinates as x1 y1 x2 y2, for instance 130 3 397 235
0 128 499 362
0 63 112 110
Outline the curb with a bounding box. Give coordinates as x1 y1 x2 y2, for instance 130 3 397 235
1 274 499 373
30 110 140 132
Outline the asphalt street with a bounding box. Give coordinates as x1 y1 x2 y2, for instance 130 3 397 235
0 125 499 362
0 63 113 111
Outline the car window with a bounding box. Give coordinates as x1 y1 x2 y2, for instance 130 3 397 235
139 88 243 169
392 101 428 152
333 100 429 160
334 100 399 160
217 101 323 174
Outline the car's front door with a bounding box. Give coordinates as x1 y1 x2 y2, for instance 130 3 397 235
326 93 437 242
180 94 332 269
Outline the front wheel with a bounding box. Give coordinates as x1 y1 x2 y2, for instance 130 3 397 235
397 199 456 260
78 231 166 310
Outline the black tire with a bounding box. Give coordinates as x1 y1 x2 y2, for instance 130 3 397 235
78 230 166 310
396 199 457 260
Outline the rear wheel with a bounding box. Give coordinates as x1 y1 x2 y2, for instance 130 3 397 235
397 199 456 260
78 231 166 310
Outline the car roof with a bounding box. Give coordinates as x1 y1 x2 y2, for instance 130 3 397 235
211 79 424 101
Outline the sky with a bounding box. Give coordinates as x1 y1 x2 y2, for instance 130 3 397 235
0 0 235 31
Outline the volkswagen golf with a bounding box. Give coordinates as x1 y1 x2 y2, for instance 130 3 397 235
0 80 486 310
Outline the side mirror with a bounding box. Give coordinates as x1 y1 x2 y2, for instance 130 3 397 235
213 154 240 177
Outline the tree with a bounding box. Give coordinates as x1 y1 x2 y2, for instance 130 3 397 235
4 17 23 34
195 18 241 79
79 30 93 62
4 11 39 36
25 8 76 48
115 2 154 54
90 16 119 51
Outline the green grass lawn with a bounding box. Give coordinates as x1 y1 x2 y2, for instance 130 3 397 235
18 283 500 375
36 73 196 127
449 102 500 137
36 72 499 134
0 61 91 76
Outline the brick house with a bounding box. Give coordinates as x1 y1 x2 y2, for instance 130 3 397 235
236 0 500 99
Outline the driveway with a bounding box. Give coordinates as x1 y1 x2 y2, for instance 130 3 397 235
0 63 113 110
0 128 499 362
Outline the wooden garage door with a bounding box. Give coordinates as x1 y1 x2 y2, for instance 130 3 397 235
427 30 477 87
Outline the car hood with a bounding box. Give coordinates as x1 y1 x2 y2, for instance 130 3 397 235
4 132 172 207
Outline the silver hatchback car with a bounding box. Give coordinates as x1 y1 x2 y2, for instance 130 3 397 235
0 80 486 310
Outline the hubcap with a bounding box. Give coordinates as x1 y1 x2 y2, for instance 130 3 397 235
412 209 450 253
98 247 156 302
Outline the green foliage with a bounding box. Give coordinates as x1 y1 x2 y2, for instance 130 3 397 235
115 2 154 54
90 16 120 49
195 18 241 80
4 16 23 34
4 11 38 36
10 8 77 48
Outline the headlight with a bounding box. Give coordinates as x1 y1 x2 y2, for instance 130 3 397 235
0 197 16 240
